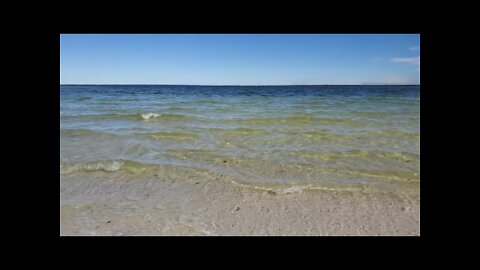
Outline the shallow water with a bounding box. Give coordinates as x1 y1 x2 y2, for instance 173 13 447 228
60 85 420 196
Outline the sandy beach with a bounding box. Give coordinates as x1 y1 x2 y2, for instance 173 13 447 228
60 166 419 236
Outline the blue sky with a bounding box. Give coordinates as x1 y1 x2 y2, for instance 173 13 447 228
60 34 420 85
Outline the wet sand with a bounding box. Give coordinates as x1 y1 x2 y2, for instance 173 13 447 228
60 168 420 236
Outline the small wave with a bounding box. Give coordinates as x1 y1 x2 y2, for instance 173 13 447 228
135 132 199 141
140 113 193 121
209 128 267 137
60 129 119 139
276 185 307 194
141 113 160 120
60 160 123 175
230 181 366 194
61 113 196 122
239 116 357 126
60 160 159 175
288 150 419 163
163 149 419 183
320 167 420 182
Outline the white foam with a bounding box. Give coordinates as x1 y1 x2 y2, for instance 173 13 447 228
141 113 160 120
60 160 123 175
276 185 307 195
94 160 123 172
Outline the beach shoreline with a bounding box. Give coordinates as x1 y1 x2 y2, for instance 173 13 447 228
60 170 419 236
60 85 420 236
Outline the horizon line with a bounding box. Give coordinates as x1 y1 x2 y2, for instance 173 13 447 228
60 83 420 86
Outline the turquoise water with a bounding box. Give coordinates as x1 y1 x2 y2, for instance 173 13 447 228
60 85 420 194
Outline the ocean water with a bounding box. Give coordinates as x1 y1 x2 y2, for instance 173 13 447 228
60 85 420 195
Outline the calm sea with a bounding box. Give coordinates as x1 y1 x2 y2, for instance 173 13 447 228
60 85 420 194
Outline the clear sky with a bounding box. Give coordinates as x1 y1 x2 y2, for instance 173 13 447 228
60 34 420 85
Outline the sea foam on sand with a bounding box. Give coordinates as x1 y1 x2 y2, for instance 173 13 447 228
60 168 419 236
